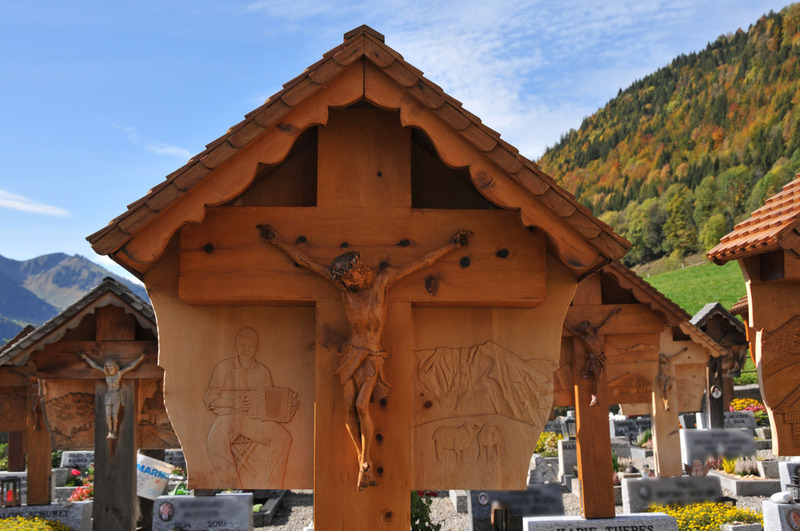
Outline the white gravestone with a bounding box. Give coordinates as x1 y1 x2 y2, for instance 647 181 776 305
0 501 92 531
679 428 756 466
763 500 800 531
60 451 94 471
724 411 757 434
523 513 678 531
557 439 577 480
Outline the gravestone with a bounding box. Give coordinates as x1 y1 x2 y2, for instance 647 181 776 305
779 460 800 492
678 414 696 430
557 439 577 479
470 485 564 531
634 417 652 433
621 476 723 513
543 420 564 435
528 456 559 485
60 451 94 471
724 411 757 434
164 449 186 470
763 500 800 531
523 513 678 531
0 472 26 504
609 418 638 438
0 501 92 531
152 492 253 531
679 428 756 466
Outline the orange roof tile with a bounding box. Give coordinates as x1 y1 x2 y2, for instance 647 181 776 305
707 175 800 264
87 26 629 272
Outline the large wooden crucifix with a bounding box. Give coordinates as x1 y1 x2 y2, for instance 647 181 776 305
88 28 631 529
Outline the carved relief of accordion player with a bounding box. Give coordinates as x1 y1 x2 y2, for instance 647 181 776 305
204 327 299 487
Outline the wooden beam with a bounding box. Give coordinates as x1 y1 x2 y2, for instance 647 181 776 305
313 301 412 530
7 431 24 472
32 341 159 379
93 380 138 530
571 337 615 519
651 383 682 477
179 207 546 307
565 304 665 336
96 305 136 341
25 421 51 505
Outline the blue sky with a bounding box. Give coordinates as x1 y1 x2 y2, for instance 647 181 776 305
0 1 791 282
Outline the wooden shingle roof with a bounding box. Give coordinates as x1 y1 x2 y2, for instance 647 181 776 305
603 261 726 358
87 26 629 277
0 277 155 367
708 175 800 264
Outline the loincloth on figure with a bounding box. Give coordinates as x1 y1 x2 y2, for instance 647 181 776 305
335 344 391 401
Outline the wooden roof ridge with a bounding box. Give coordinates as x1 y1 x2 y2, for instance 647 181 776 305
601 262 725 358
0 277 155 367
605 260 691 325
87 25 629 267
708 174 800 264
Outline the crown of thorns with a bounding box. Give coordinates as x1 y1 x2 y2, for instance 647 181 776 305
329 251 361 280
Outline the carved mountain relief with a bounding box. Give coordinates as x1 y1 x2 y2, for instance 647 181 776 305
45 390 95 449
416 340 551 426
607 372 651 398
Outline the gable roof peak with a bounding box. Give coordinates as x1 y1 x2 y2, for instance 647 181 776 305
344 25 384 43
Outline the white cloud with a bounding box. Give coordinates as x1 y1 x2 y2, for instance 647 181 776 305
113 124 191 160
0 189 70 217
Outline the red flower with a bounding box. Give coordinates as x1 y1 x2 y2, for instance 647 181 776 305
71 469 81 476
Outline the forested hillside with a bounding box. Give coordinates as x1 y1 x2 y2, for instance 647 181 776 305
539 4 800 266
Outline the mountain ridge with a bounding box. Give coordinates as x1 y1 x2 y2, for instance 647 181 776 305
539 4 800 266
0 252 149 343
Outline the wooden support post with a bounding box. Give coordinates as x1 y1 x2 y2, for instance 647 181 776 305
651 388 681 477
571 338 615 519
7 431 24 472
313 301 412 530
93 380 138 530
25 424 51 505
707 357 724 429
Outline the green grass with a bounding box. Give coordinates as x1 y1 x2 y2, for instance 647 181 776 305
643 260 746 316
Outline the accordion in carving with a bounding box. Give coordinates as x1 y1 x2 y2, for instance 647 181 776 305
247 387 296 423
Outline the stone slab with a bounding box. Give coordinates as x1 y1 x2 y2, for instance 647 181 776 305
152 493 254 531
449 490 469 514
253 490 286 527
53 486 79 502
763 499 800 531
557 439 577 479
0 501 92 531
679 428 756 465
609 419 639 438
544 420 565 435
622 476 722 513
523 512 677 531
470 485 564 531
758 460 780 479
755 427 772 440
164 449 186 470
724 411 757 434
678 414 696 430
708 470 782 497
779 460 800 493
60 451 94 471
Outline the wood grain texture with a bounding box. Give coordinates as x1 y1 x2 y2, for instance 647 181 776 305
148 248 315 488
25 423 51 505
32 341 159 379
318 108 411 207
571 336 615 519
314 301 412 530
93 380 137 530
179 207 546 306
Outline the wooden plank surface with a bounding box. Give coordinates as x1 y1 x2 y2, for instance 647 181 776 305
93 380 137 530
564 304 665 336
572 339 615 519
318 108 411 207
32 341 159 379
26 420 52 505
313 301 412 530
179 207 546 306
96 305 136 341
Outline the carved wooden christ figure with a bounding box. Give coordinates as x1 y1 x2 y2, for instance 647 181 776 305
258 224 472 490
656 347 687 411
574 307 621 407
77 351 147 438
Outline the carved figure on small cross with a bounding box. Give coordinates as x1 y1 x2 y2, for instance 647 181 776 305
574 307 621 407
258 224 471 490
77 350 147 439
